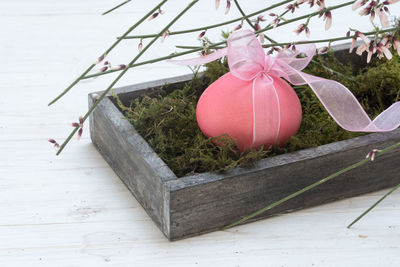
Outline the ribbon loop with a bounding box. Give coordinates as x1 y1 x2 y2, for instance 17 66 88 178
168 29 400 145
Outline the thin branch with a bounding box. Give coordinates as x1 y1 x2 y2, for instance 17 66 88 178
56 0 199 155
119 0 294 39
174 28 397 49
102 0 132 15
48 0 168 106
347 183 400 228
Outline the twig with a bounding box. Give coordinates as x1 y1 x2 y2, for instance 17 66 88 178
102 0 132 15
48 0 168 106
56 0 199 155
347 182 400 228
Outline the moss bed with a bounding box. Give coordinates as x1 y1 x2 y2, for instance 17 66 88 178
115 51 400 177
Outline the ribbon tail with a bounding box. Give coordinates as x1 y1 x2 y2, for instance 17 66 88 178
251 74 281 148
167 48 228 66
292 70 400 132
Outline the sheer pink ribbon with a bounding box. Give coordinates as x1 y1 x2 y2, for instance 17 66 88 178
169 29 400 146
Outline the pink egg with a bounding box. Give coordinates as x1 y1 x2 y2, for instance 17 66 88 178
196 72 302 151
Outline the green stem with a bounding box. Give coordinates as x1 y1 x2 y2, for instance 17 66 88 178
347 182 400 229
48 0 167 106
83 1 365 80
223 141 400 230
56 0 199 155
120 0 294 39
175 28 395 49
102 0 132 15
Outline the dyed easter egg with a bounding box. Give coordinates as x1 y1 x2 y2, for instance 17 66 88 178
196 73 302 151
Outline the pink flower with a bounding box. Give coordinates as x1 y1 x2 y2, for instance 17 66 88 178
393 37 400 56
352 0 367 10
317 46 329 54
197 30 206 40
376 8 390 27
356 31 371 44
72 116 84 140
377 42 392 59
349 38 357 53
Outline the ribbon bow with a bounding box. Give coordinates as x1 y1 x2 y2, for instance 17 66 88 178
169 29 400 147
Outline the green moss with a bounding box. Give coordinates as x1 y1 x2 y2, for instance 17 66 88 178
115 51 400 177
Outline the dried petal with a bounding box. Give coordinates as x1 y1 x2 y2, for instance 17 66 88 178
352 0 366 10
377 8 390 27
77 128 83 140
198 30 206 40
349 37 357 53
317 46 329 54
324 11 332 30
71 122 80 127
148 12 159 21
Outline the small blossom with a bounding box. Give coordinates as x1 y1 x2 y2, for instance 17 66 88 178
269 13 276 17
48 139 60 149
138 39 143 52
254 23 264 43
148 12 159 21
91 93 99 100
225 0 231 15
305 27 311 37
99 66 108 72
349 37 357 53
161 30 170 42
367 43 374 63
356 31 370 44
294 23 307 35
366 149 381 161
346 30 351 37
352 0 367 10
257 15 266 22
272 18 280 28
356 43 368 55
111 64 126 70
201 49 206 57
292 44 297 54
198 30 206 40
393 37 400 56
377 43 392 60
317 46 329 54
93 54 106 65
234 23 242 31
324 11 332 30
72 116 84 140
376 8 390 27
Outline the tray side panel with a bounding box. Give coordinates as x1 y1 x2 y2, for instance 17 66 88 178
167 136 400 240
89 95 171 238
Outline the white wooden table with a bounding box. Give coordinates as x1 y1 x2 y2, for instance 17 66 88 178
1 1 400 266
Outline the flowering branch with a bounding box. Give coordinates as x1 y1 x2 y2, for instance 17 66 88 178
119 0 294 39
48 0 168 106
55 0 199 155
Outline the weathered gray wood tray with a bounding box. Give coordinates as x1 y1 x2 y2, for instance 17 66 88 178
88 46 400 240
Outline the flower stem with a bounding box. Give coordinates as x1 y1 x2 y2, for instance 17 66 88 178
120 0 294 39
222 141 400 230
102 0 132 15
48 0 168 106
56 0 199 155
83 1 366 80
347 182 400 229
175 28 396 50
